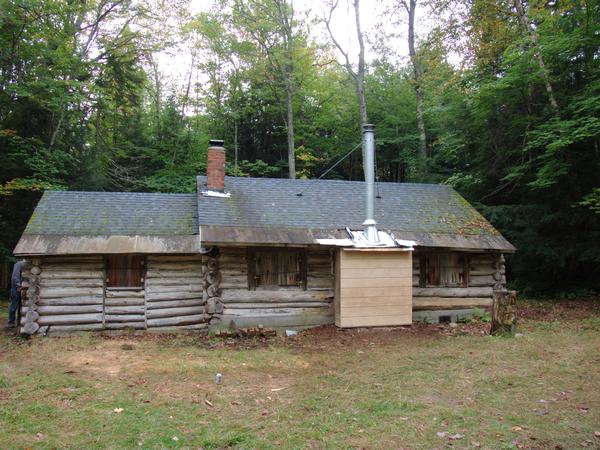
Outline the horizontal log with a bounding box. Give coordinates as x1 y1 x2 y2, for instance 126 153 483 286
222 289 332 303
413 297 493 311
220 269 247 278
145 291 205 301
104 322 146 330
221 281 249 289
147 323 208 331
23 304 103 315
105 314 145 322
413 287 493 298
146 269 202 282
469 269 495 276
146 265 202 273
40 288 103 299
145 284 203 294
144 276 203 285
41 279 104 288
105 289 145 298
224 301 332 309
40 271 104 279
37 296 103 306
218 313 333 329
104 305 145 314
37 313 103 325
146 299 204 310
104 298 145 307
147 314 209 327
146 306 204 319
468 275 496 287
42 264 103 271
39 323 104 333
223 306 333 317
221 275 247 284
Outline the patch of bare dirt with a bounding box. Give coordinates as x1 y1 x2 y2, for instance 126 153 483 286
518 298 600 321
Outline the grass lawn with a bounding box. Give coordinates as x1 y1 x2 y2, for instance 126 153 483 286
1 299 599 449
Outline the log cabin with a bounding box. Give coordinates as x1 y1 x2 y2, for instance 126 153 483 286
13 131 515 335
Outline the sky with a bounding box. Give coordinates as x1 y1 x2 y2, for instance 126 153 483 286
156 0 432 94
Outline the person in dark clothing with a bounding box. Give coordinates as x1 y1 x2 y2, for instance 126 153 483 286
8 259 25 327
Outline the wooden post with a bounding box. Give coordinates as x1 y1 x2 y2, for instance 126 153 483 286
23 259 41 335
203 254 223 318
491 290 517 335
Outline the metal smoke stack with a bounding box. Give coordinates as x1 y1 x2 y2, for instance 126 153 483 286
362 124 379 243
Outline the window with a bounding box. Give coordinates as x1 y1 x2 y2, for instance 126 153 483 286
419 252 469 287
105 255 146 288
248 249 306 290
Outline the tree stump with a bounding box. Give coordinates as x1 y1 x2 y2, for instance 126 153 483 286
491 290 517 335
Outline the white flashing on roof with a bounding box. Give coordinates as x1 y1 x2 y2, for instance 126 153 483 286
316 230 416 250
200 190 231 198
315 238 354 247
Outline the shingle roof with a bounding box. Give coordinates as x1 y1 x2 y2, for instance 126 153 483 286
197 176 503 237
24 191 198 236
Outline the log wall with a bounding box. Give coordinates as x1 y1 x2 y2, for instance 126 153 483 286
144 255 208 331
21 256 105 333
18 248 507 333
412 251 506 312
216 247 334 329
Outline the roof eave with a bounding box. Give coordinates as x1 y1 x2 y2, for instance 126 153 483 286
14 234 202 256
199 225 516 252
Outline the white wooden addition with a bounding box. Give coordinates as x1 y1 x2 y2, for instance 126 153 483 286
335 248 413 327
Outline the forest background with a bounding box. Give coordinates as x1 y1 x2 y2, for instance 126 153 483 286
0 0 598 295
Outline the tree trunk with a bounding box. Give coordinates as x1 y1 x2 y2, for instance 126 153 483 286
354 0 368 128
234 120 239 173
286 75 296 179
491 290 517 335
406 0 427 161
513 0 560 114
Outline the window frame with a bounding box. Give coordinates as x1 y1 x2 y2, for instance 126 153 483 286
419 251 469 288
105 254 147 289
247 247 307 291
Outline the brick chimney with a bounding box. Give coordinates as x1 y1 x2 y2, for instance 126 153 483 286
207 140 225 192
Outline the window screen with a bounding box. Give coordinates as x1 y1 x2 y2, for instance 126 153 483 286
105 255 146 288
249 249 306 289
420 252 468 287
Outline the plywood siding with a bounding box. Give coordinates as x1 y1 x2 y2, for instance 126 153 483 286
335 250 412 327
218 246 334 329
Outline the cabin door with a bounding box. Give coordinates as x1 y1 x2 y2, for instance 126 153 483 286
103 256 147 329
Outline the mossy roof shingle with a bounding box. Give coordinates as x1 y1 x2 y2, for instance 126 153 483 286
197 176 502 236
24 191 198 236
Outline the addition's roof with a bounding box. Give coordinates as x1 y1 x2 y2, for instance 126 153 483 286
14 191 200 255
197 176 515 252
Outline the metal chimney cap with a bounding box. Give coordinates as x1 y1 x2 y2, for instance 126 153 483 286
362 124 375 133
209 139 225 147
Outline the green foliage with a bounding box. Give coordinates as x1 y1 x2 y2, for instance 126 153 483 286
0 0 598 294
